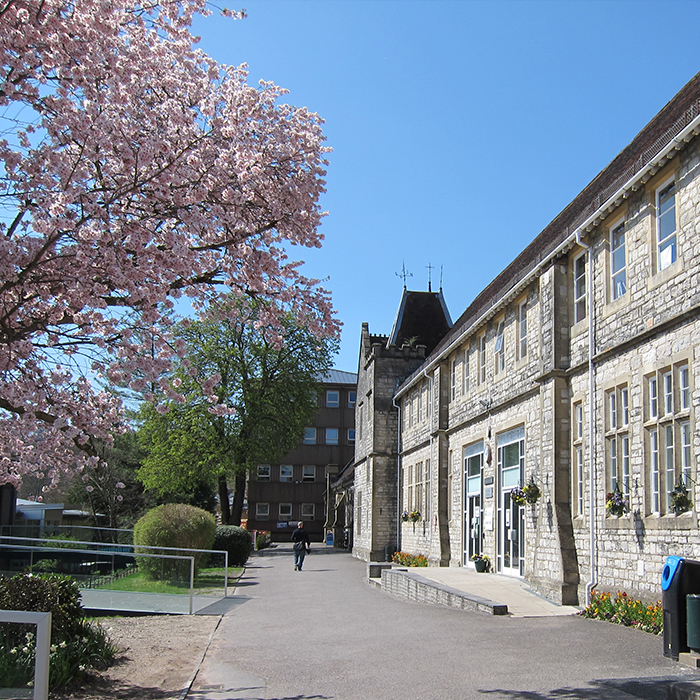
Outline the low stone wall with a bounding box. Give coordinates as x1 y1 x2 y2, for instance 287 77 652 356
379 568 508 615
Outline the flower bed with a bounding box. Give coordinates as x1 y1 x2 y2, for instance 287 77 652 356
391 551 428 567
578 590 662 634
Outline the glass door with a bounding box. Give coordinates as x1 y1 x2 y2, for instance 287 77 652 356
463 442 483 566
497 428 524 576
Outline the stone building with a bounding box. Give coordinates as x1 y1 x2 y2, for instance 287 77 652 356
352 71 700 605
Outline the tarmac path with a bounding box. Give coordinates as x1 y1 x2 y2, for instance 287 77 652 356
189 546 697 700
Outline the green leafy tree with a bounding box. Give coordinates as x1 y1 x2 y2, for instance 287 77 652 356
137 298 337 524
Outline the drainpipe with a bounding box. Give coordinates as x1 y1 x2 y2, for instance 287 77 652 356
576 230 597 605
392 395 402 554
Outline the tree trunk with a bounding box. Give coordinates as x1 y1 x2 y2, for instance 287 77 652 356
230 471 246 526
218 474 231 525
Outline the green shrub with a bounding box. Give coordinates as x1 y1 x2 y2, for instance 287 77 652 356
213 526 253 566
255 530 271 550
133 503 216 580
0 573 117 689
391 551 428 567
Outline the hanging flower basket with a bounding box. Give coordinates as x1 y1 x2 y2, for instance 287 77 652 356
606 486 629 516
670 478 693 515
401 511 409 522
409 510 421 523
511 477 541 507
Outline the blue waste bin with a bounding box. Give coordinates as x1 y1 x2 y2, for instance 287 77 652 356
662 556 700 659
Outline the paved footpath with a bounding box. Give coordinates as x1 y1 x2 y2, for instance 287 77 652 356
188 546 699 700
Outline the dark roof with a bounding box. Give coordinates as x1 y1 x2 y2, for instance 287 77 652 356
321 369 357 385
387 289 452 356
429 71 700 362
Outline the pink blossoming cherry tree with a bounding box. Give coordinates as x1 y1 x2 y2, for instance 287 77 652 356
0 1 337 493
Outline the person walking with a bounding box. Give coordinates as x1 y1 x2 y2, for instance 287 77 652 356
291 521 311 571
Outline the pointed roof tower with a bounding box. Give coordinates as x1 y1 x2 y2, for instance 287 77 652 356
387 288 452 356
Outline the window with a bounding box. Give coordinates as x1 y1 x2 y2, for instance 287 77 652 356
463 348 470 395
303 428 316 445
417 386 424 423
479 333 487 384
575 402 584 441
257 465 270 481
347 428 356 443
326 390 339 408
606 385 630 501
301 503 315 521
302 465 315 482
572 400 585 517
610 220 627 300
256 503 269 520
348 391 356 408
645 362 693 514
518 301 527 359
358 404 363 441
573 252 586 323
575 445 584 517
450 357 457 401
494 319 505 374
279 503 292 518
657 179 677 272
326 428 338 445
280 465 293 482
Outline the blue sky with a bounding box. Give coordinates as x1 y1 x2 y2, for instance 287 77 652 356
192 0 700 373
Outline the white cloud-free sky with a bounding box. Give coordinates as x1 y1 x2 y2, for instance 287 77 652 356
193 0 700 372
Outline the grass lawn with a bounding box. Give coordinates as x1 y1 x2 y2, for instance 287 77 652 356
97 566 243 595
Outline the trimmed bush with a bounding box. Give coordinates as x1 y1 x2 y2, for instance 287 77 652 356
0 573 117 689
213 526 253 566
255 530 272 550
133 503 216 580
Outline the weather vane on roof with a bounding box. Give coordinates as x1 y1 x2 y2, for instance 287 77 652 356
396 261 413 289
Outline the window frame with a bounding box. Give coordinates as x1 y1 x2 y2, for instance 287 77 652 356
301 503 315 521
303 427 316 445
256 503 270 520
494 319 505 374
610 219 627 301
325 427 339 445
280 465 293 482
656 177 677 273
302 465 315 482
326 390 340 408
573 252 587 323
279 503 292 519
257 465 271 482
518 301 528 360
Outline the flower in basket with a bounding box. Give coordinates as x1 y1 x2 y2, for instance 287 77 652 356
401 511 409 522
670 477 693 515
523 477 541 505
470 553 490 572
409 510 421 522
606 486 629 516
510 486 527 507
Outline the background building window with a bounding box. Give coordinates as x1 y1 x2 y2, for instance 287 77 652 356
302 465 315 482
450 357 457 401
326 428 339 445
301 503 315 521
657 179 677 271
348 428 356 443
280 465 293 482
326 390 339 408
303 427 316 445
257 465 270 481
279 503 292 518
348 391 356 408
479 333 486 384
256 503 269 520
